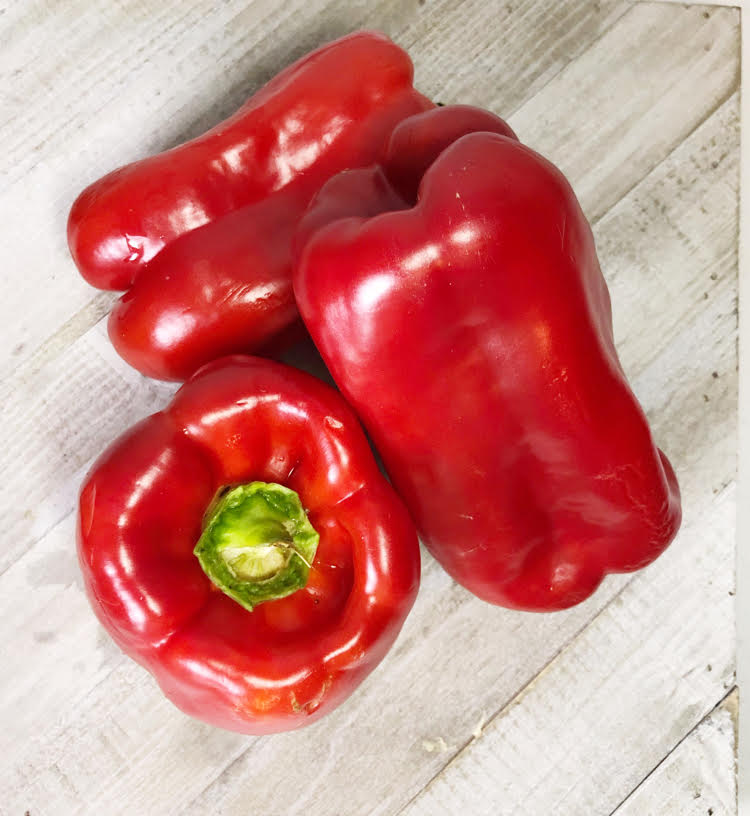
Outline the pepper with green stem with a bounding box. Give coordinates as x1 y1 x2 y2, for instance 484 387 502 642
77 356 420 734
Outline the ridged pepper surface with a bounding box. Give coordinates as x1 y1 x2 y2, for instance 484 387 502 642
77 357 419 732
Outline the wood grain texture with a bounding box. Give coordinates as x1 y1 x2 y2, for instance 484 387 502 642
0 2 739 815
509 2 738 222
613 691 738 816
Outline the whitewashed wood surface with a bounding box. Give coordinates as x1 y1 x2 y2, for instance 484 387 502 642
0 1 740 814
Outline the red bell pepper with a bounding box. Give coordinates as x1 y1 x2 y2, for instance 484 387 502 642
68 31 432 381
77 356 419 733
383 103 518 199
294 128 681 612
293 104 519 255
107 187 307 380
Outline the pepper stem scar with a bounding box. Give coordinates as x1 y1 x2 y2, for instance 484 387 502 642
194 481 320 611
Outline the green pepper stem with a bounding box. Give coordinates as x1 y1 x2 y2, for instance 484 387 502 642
194 482 320 611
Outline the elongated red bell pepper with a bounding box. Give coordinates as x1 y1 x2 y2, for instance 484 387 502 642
107 186 308 380
68 31 432 381
77 356 419 733
294 129 681 612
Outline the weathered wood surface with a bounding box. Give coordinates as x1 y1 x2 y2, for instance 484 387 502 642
613 691 738 816
0 2 739 814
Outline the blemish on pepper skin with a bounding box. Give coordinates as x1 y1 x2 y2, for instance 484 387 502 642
299 676 333 714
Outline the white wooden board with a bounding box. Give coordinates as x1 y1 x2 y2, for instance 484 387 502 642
0 2 740 814
613 691 738 816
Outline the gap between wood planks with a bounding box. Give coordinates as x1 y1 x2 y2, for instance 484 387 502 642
606 687 739 816
393 579 651 815
613 702 738 814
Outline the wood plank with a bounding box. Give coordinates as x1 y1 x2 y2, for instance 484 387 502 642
0 0 629 383
612 690 738 816
509 2 739 222
393 0 629 111
0 324 178 576
734 5 750 816
655 0 740 7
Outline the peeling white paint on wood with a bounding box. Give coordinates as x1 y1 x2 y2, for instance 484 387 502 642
0 2 738 814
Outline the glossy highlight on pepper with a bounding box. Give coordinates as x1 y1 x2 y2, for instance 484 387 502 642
67 31 433 381
77 356 420 733
294 129 681 612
